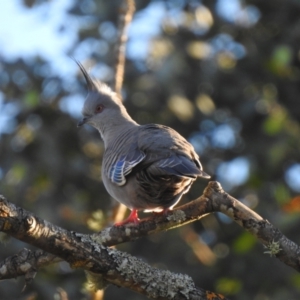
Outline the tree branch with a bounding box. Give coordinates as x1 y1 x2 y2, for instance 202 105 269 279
208 182 300 270
1 181 300 298
0 248 59 287
94 181 300 272
0 190 226 300
113 0 135 97
109 0 136 225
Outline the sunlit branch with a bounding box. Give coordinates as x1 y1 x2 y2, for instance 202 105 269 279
0 192 226 300
113 0 135 97
0 181 299 298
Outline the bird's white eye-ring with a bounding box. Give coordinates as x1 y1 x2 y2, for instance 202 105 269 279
95 104 104 113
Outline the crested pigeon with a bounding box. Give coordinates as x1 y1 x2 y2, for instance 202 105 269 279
77 64 210 225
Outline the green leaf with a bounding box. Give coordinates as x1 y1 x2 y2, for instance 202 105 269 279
232 231 256 254
6 163 27 186
263 106 287 135
24 90 39 108
215 277 242 295
274 184 290 205
290 273 300 290
273 45 292 67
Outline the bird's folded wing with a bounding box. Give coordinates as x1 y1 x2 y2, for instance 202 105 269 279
148 155 208 178
108 149 146 186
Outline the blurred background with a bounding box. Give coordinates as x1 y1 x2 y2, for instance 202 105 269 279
1 0 300 299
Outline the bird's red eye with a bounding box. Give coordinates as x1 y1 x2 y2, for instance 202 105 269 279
95 104 104 113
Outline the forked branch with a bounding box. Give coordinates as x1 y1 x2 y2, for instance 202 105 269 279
0 181 299 299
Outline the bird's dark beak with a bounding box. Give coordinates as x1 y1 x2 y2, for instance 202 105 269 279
77 117 88 127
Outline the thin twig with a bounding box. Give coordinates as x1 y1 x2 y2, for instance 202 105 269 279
110 0 136 225
113 0 135 98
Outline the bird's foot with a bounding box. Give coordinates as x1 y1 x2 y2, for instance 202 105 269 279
114 209 140 226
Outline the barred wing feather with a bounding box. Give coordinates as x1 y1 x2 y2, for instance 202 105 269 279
109 151 146 186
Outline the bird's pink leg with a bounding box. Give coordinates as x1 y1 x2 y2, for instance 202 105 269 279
114 209 140 226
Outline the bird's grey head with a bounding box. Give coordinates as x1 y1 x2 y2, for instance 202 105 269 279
77 63 136 137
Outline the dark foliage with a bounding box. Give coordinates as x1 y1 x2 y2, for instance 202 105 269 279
1 0 300 299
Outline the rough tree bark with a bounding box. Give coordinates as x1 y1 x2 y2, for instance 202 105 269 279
0 181 299 299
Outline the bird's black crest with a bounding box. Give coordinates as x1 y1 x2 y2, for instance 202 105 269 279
74 59 122 104
74 59 95 92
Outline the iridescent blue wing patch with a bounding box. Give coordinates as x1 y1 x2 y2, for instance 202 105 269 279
109 151 146 186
